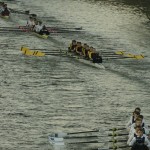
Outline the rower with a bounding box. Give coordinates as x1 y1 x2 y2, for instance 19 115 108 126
88 47 102 63
68 40 77 52
39 24 50 35
126 110 140 129
129 128 150 150
129 118 149 136
75 42 82 55
84 45 90 59
81 43 87 56
127 126 142 145
26 16 35 29
33 20 43 33
138 115 148 129
1 4 10 16
135 107 141 113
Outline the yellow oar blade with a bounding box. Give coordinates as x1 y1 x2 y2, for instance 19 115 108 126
115 51 125 55
123 53 134 58
21 46 45 56
134 55 144 59
32 51 45 56
115 50 144 60
21 46 30 54
123 54 144 59
24 50 34 56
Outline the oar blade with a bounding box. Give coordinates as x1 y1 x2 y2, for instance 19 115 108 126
21 46 45 56
115 51 125 55
134 54 144 59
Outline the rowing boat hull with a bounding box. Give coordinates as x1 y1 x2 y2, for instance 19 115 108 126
32 32 49 39
0 15 10 19
63 51 105 69
18 26 49 39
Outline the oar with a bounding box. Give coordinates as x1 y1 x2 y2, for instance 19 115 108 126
0 29 26 32
44 53 67 56
115 51 144 59
51 131 128 139
104 55 144 60
68 139 127 144
108 127 126 131
9 8 30 15
51 130 101 138
21 47 63 57
68 133 128 139
49 30 83 33
0 27 19 29
9 8 29 14
0 28 30 32
21 47 45 57
46 27 82 30
30 49 60 52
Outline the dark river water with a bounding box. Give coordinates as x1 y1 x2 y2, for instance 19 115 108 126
0 0 150 150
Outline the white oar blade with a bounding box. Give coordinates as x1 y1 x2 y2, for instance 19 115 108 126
50 132 68 138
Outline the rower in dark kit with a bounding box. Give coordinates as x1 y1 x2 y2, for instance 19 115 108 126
126 110 140 129
68 40 77 52
88 47 102 63
129 128 150 150
1 4 10 16
26 16 35 29
75 42 82 55
39 24 50 35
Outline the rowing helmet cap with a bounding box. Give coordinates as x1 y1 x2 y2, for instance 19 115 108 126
135 107 141 112
138 115 144 119
38 21 42 24
133 111 140 116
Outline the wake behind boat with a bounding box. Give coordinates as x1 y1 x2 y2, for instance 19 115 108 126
62 50 105 69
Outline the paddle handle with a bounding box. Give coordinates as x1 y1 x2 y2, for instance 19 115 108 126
68 130 100 134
